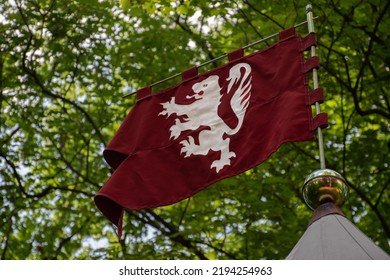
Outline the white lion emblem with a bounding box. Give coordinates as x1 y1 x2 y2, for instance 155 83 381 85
159 63 252 173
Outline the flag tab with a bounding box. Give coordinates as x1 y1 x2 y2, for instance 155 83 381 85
279 27 296 40
300 33 317 51
304 56 320 72
227 48 244 62
311 113 329 130
306 88 324 105
136 86 152 101
181 66 198 81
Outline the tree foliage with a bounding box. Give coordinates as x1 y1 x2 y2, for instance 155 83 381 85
0 0 389 259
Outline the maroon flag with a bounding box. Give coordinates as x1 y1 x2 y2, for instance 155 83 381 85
95 28 327 229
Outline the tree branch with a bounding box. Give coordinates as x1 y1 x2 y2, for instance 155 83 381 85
177 198 191 228
194 240 237 259
346 179 390 239
242 0 284 29
0 217 13 260
172 16 218 69
128 210 208 260
375 178 389 208
52 218 90 259
46 133 101 189
326 0 390 120
0 149 53 198
16 1 107 146
236 6 266 43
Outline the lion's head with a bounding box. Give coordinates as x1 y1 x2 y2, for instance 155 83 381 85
186 75 221 100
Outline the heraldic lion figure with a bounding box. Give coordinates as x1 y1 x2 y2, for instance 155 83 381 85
159 63 252 173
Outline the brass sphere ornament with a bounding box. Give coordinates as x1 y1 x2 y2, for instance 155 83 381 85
302 169 349 210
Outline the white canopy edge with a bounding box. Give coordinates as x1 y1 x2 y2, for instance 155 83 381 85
286 213 390 260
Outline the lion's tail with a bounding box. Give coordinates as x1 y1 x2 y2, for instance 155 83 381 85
226 63 252 135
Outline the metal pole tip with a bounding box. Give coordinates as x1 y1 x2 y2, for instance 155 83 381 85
306 4 313 12
302 169 349 210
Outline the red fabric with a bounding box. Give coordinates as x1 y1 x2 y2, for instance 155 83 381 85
227 48 244 62
181 67 198 80
279 27 295 40
95 31 317 227
306 88 324 105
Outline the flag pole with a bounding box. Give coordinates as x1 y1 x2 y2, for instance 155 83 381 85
306 4 326 169
123 17 318 99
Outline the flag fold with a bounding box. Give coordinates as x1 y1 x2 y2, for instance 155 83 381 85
95 28 323 228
